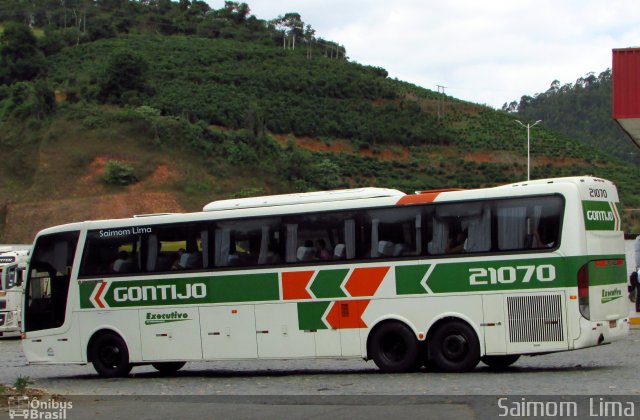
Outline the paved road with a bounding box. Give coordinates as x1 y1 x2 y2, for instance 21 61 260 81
2 330 640 396
2 329 640 419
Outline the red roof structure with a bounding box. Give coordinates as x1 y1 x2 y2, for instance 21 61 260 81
612 47 640 148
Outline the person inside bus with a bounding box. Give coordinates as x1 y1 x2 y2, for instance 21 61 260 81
315 239 331 260
532 221 557 249
112 251 132 273
446 229 467 254
171 248 186 270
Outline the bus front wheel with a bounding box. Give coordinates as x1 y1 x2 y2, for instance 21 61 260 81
369 322 420 373
90 332 132 378
429 320 480 373
152 361 186 375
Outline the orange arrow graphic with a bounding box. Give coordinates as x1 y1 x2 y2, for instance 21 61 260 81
325 300 370 329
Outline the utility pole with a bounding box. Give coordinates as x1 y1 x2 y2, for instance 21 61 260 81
515 120 542 181
436 85 447 119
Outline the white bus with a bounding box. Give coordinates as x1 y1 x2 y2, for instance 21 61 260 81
0 249 30 338
16 176 629 377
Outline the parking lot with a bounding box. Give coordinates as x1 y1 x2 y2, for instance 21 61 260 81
2 328 640 419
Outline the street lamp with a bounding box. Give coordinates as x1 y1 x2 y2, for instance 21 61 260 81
515 119 542 181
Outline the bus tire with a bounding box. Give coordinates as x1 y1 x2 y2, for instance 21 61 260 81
152 361 186 375
429 320 480 373
369 322 420 373
90 332 132 378
481 355 520 369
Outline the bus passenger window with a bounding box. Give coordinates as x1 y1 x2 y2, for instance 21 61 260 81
496 196 563 251
364 208 421 259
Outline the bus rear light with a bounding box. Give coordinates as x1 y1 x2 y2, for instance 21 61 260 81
578 264 590 320
595 259 625 267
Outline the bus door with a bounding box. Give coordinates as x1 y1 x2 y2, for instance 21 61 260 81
22 231 83 363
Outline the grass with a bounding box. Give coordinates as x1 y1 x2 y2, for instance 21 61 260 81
13 376 32 393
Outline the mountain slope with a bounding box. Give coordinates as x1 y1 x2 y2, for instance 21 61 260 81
2 31 640 241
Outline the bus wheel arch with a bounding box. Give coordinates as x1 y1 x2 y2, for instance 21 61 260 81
425 317 480 373
152 361 186 375
87 329 132 378
366 319 422 373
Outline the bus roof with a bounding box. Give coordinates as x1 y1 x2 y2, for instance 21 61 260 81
203 188 405 212
33 176 611 237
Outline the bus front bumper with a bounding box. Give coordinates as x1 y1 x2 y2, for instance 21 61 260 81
0 310 21 337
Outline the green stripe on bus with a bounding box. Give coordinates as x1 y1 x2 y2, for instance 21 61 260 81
394 255 627 295
395 265 430 295
78 254 627 309
309 269 349 298
80 273 279 308
79 281 95 308
587 260 628 287
297 301 330 330
583 201 621 231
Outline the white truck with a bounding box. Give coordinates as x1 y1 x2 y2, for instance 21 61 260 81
0 247 30 338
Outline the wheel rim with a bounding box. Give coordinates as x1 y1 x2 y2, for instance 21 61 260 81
99 344 121 368
381 332 407 362
442 333 468 361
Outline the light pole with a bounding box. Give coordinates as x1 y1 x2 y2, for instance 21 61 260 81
515 119 542 181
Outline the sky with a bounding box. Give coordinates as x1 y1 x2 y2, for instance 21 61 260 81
208 0 640 109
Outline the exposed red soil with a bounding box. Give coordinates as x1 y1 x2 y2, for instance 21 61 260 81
536 156 588 167
463 152 494 163
272 133 409 160
3 192 185 242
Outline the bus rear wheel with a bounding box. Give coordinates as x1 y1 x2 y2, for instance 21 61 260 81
152 361 186 375
481 355 520 369
429 320 480 373
369 322 420 373
90 332 132 378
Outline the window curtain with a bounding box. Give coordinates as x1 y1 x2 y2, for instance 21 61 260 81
258 225 270 265
201 230 209 268
285 224 298 263
214 228 230 267
415 214 422 255
370 219 380 257
428 217 448 254
146 234 158 271
498 206 526 250
462 208 491 252
345 219 356 259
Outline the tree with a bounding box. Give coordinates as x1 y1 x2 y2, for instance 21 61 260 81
98 49 150 105
304 24 315 59
1 80 56 120
0 23 47 85
274 13 303 49
218 1 250 24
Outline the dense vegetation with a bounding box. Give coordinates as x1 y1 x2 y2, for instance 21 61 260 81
1 0 640 241
503 70 640 165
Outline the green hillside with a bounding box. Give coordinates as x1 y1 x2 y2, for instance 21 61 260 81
503 70 640 166
1 1 640 242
